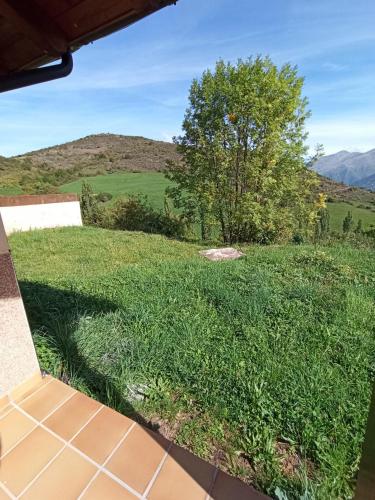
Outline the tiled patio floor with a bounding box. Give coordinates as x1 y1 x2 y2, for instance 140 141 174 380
0 373 265 499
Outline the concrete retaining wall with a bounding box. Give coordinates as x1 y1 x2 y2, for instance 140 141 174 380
0 194 82 235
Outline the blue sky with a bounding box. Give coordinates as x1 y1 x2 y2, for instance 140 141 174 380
1 0 374 156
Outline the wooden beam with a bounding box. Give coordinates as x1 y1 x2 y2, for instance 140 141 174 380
0 0 68 56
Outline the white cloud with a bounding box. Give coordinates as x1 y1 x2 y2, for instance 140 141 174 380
307 117 375 154
322 62 348 72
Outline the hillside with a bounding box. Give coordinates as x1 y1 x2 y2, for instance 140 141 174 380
313 149 375 190
1 133 375 209
15 133 179 173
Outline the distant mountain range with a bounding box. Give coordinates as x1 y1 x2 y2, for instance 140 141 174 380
313 149 375 191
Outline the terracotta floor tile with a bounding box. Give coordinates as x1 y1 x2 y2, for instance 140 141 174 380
0 394 9 412
0 427 63 496
19 378 75 421
21 446 97 500
0 402 12 419
0 486 10 499
44 392 101 441
148 445 216 500
10 372 47 403
209 470 266 499
72 406 133 465
107 424 169 495
82 473 138 500
0 408 35 457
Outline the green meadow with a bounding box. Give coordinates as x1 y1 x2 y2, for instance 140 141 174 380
60 172 173 209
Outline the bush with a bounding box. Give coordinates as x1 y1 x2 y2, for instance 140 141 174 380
292 232 304 245
96 192 113 203
80 181 103 226
109 195 186 238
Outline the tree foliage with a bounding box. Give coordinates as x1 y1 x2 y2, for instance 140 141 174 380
343 211 354 234
80 181 102 225
166 57 318 243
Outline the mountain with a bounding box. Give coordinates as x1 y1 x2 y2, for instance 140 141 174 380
313 149 375 190
14 134 179 173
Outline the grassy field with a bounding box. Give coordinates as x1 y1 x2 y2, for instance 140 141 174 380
0 185 23 195
328 201 375 231
59 172 375 232
60 172 172 209
10 226 375 498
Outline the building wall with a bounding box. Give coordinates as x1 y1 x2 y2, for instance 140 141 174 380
0 215 40 395
0 195 82 235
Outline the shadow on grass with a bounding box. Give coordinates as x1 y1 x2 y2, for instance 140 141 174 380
18 280 262 499
19 280 155 429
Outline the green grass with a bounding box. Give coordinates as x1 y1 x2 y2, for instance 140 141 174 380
9 226 375 498
0 185 23 195
60 172 172 209
328 202 375 231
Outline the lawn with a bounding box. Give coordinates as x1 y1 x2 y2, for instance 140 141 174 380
59 171 375 232
9 226 375 498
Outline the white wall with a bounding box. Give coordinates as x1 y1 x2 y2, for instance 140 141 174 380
0 201 82 235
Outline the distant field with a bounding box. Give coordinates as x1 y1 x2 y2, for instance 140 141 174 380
328 201 375 231
60 171 375 232
0 185 23 195
60 172 172 209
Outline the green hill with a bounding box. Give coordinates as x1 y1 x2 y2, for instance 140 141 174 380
9 226 375 498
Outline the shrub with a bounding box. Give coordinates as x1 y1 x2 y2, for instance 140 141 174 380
292 232 304 245
109 195 186 238
97 192 113 203
80 181 103 226
342 211 353 234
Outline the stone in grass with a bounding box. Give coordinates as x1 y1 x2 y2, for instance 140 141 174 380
127 383 149 402
199 247 245 261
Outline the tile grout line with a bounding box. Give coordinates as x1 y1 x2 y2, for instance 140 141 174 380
102 422 136 467
40 390 78 423
9 377 54 406
12 405 104 498
205 466 219 500
0 378 53 421
13 403 141 500
142 441 172 499
0 480 16 500
10 399 150 500
17 445 67 498
101 469 143 499
0 405 15 421
77 421 137 500
76 470 101 500
0 390 77 461
67 404 104 443
0 422 38 461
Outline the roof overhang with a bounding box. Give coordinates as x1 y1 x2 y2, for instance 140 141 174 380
0 0 177 91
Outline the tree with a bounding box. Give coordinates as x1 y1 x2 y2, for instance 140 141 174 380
342 211 353 234
355 219 363 234
165 57 318 244
80 181 101 225
313 193 330 243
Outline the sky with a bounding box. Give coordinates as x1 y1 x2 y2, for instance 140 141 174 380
1 0 374 157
